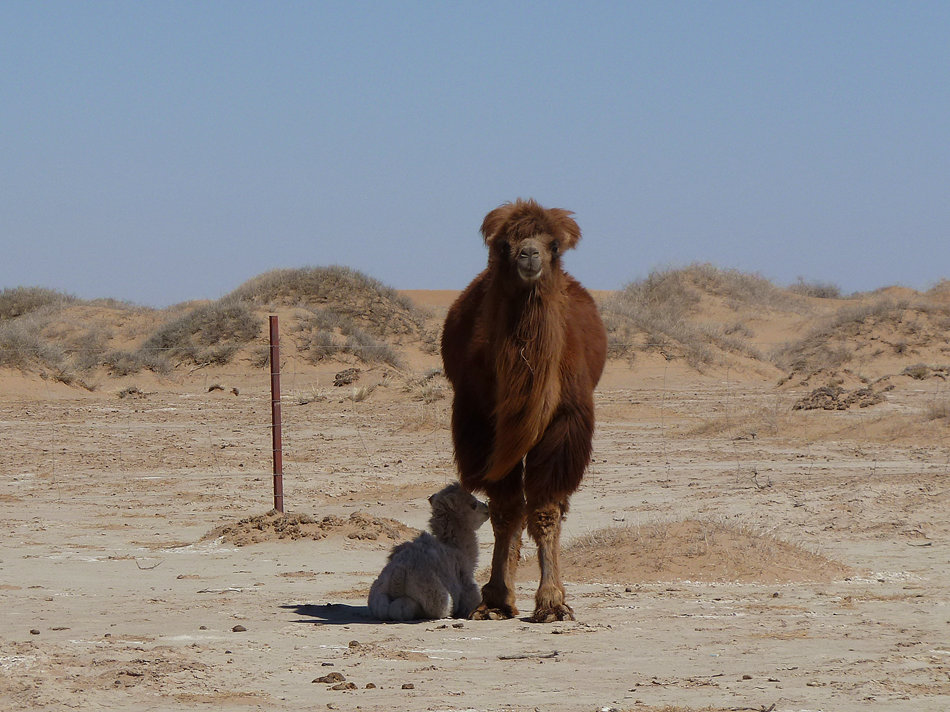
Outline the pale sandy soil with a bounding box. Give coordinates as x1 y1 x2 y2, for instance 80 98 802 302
1 291 949 712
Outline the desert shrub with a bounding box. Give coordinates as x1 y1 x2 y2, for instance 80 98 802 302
772 339 854 374
140 299 262 366
227 266 427 337
0 319 66 371
788 277 842 299
102 349 172 376
902 363 931 380
0 287 76 321
294 307 402 367
66 327 112 371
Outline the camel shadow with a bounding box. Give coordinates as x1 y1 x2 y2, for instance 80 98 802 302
282 602 468 626
282 603 376 625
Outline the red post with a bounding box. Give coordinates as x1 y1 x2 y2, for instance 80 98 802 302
269 315 284 513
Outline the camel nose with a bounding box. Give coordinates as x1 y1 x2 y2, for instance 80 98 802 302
518 245 542 273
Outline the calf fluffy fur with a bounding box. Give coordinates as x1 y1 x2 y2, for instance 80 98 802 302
367 483 489 621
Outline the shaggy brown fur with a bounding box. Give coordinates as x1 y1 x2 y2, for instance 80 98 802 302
441 198 607 622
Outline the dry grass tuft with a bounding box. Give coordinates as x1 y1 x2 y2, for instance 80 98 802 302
293 307 403 368
0 317 69 374
0 287 76 320
140 300 262 367
788 277 843 299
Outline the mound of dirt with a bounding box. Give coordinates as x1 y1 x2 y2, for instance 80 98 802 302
203 510 417 547
793 384 886 411
519 520 852 584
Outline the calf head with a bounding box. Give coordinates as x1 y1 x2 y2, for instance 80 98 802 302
481 199 581 288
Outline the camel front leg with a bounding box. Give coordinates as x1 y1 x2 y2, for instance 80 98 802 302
526 499 573 622
471 473 525 620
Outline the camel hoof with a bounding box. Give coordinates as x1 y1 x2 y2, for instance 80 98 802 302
531 604 575 623
470 603 518 620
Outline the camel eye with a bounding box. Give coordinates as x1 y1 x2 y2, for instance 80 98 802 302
551 240 559 255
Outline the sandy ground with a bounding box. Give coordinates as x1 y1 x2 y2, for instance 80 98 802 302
2 301 949 711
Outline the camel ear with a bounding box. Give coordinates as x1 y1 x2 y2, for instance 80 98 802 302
480 203 515 246
549 208 581 250
428 494 435 504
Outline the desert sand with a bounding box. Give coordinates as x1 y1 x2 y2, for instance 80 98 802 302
1 276 949 712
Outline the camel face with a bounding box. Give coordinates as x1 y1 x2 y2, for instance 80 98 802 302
481 199 580 291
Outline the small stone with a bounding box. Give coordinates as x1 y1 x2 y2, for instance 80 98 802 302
402 683 414 689
741 674 752 680
452 622 464 629
30 629 40 635
199 625 207 630
365 683 376 689
331 682 356 691
348 640 360 648
232 625 247 632
314 672 345 684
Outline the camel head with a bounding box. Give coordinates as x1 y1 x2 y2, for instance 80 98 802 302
481 199 581 288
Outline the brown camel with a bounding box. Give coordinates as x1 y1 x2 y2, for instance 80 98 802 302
441 198 607 622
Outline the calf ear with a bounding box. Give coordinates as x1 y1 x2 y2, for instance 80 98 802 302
480 203 516 246
549 208 581 250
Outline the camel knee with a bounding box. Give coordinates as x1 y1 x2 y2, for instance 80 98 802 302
526 502 565 542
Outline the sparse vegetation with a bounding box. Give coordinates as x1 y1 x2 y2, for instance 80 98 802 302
140 299 262 367
227 266 428 338
348 384 377 402
789 277 843 299
0 286 76 320
773 297 950 379
294 307 403 367
601 264 784 367
903 363 932 380
0 317 68 372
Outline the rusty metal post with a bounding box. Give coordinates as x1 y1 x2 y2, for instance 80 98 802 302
269 315 284 513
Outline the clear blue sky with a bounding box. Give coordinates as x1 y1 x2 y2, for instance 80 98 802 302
3 2 948 307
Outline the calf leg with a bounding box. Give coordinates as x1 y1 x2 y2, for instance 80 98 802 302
471 467 525 620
